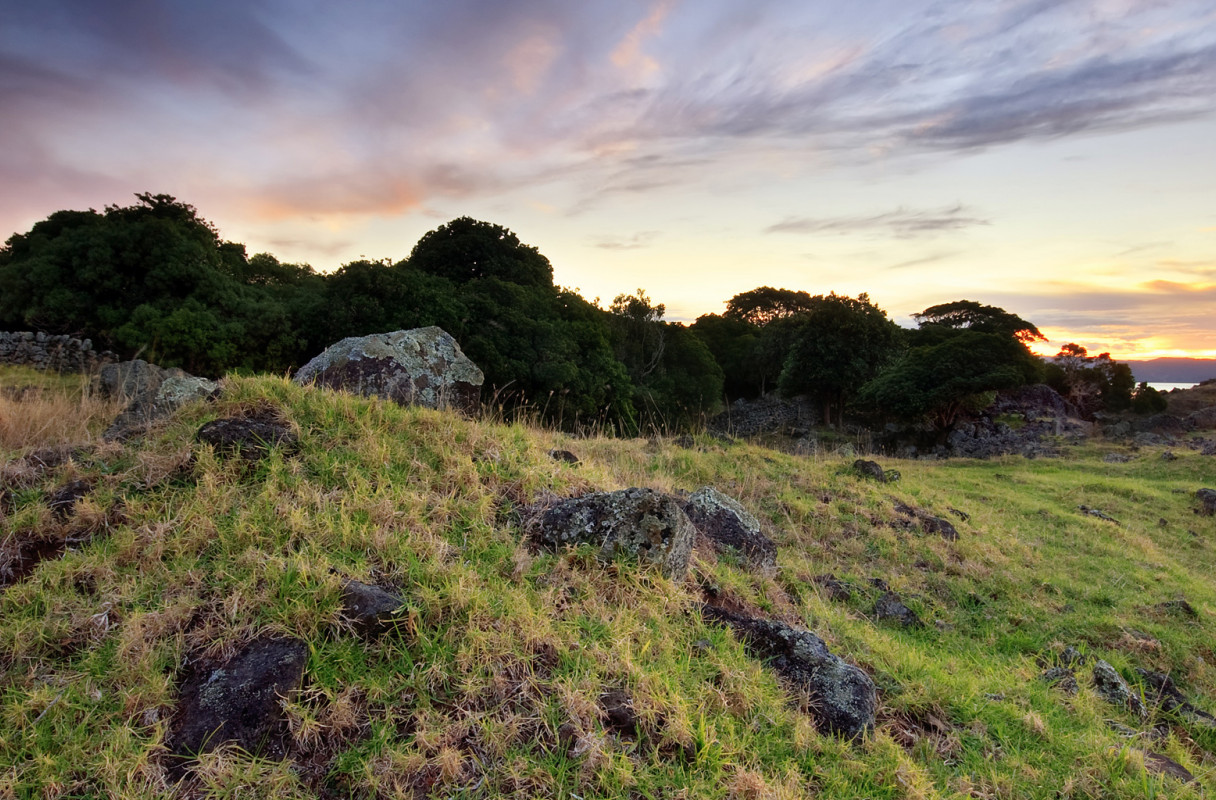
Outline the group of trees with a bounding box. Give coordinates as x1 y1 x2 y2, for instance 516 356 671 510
0 194 1158 433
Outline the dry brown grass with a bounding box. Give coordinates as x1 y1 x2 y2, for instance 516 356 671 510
0 367 122 453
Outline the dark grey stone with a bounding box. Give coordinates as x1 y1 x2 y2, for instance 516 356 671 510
340 580 406 635
680 486 777 574
702 605 876 739
1093 659 1148 719
170 637 309 762
197 413 298 461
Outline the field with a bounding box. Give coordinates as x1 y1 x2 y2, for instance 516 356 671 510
1 365 1214 799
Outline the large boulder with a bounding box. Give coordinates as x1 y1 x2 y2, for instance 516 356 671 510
169 637 308 762
293 327 483 414
97 359 166 401
103 363 219 441
535 488 695 579
680 487 777 573
702 605 876 739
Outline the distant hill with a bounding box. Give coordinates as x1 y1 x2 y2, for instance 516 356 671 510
1125 357 1216 384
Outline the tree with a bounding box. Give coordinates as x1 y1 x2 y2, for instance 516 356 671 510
689 314 762 399
776 293 904 425
858 331 1045 430
1044 343 1135 416
1131 382 1167 415
724 286 818 326
407 217 554 288
607 290 723 432
913 299 1046 344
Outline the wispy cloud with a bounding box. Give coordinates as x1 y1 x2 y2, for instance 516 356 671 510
592 230 660 250
766 205 988 238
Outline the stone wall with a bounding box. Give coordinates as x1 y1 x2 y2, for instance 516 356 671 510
0 331 118 373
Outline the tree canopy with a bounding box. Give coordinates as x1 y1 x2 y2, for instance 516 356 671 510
407 217 554 288
776 293 904 425
724 286 818 326
913 299 1046 344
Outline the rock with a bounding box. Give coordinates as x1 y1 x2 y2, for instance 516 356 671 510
1060 646 1087 668
548 449 579 464
293 327 483 414
1197 488 1216 516
1136 750 1195 783
680 487 777 574
873 591 924 629
170 637 309 762
706 394 818 438
340 580 407 635
1135 669 1216 728
1092 660 1148 719
1079 505 1119 524
853 459 889 482
813 574 855 603
1161 450 1177 461
1041 667 1079 695
1104 453 1132 463
196 412 298 461
920 515 959 541
702 605 876 739
97 359 166 401
1187 406 1216 429
46 479 92 520
599 689 640 735
1154 599 1198 619
104 368 219 441
535 488 695 579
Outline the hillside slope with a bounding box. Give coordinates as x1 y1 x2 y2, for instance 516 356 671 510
2 372 1215 799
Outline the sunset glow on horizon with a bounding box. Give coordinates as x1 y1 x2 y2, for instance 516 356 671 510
2 0 1215 361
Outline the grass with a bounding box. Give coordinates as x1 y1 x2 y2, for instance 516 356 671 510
1 367 1214 798
0 366 123 452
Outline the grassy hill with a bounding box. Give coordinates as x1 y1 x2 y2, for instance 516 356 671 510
2 365 1215 799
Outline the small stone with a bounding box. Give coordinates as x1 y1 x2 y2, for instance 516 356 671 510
548 449 579 464
853 459 888 482
1196 488 1216 516
340 580 407 635
1093 659 1148 719
874 592 924 629
1041 667 1079 696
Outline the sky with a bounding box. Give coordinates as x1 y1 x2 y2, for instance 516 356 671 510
2 0 1215 359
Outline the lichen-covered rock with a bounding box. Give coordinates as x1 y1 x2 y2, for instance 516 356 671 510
535 488 695 579
170 637 308 762
1092 659 1148 719
702 605 876 739
680 487 777 573
1135 669 1216 728
104 368 219 441
293 327 483 414
341 580 407 635
97 359 165 401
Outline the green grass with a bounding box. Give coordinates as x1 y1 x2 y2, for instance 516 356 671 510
2 369 1214 798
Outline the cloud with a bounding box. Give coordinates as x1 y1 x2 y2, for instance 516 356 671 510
766 205 988 238
984 279 1216 354
592 230 660 250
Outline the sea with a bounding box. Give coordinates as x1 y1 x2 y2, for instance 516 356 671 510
1149 382 1198 392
